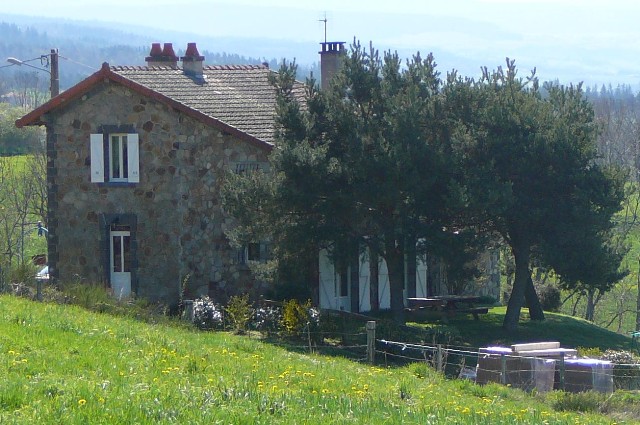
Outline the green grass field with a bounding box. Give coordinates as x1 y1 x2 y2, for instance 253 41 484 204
2 295 638 424
441 307 634 352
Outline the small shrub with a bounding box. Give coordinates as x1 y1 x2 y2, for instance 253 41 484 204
600 349 636 364
577 346 602 358
192 296 224 330
252 305 282 335
280 299 317 337
600 350 640 390
536 283 561 312
61 281 112 309
550 391 608 413
225 293 252 335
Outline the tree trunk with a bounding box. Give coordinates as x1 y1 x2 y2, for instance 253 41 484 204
585 288 596 322
525 275 545 321
571 294 582 317
503 239 530 331
385 237 406 323
406 239 417 299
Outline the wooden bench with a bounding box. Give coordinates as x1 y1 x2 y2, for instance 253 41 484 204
406 306 489 321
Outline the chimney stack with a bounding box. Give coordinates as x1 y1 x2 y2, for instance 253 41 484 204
181 42 205 78
146 42 178 67
319 41 345 90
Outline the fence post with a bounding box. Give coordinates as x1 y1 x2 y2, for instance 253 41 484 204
500 354 507 385
436 344 443 372
366 321 376 364
36 279 43 301
558 352 565 391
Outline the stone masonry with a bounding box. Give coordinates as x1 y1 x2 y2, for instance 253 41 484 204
46 80 269 304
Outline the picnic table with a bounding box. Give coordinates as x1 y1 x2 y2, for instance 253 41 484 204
406 296 488 321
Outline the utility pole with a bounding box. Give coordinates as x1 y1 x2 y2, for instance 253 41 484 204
50 48 59 97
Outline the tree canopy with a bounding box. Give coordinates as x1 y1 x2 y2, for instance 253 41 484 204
0 103 42 155
223 43 626 329
457 61 627 330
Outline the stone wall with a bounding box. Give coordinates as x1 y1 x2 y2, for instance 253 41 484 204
46 79 270 305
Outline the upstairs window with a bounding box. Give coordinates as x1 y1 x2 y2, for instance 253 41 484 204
90 131 139 184
234 162 260 174
109 134 129 181
236 242 270 265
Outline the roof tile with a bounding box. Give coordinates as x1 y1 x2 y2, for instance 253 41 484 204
111 64 303 144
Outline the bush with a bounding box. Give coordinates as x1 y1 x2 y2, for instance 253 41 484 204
600 350 640 390
60 281 112 308
225 294 252 334
577 346 602 358
536 283 561 312
280 299 318 337
550 391 608 413
192 296 224 330
252 305 282 336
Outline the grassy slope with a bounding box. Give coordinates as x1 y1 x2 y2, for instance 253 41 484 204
440 307 634 352
0 296 626 425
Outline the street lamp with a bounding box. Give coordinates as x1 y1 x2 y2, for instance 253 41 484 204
6 49 59 98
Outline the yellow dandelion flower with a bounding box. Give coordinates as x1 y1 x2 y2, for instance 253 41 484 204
78 399 87 406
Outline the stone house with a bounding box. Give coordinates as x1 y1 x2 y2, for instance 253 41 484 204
16 42 307 304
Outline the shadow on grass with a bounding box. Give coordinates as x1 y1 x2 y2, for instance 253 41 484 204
420 307 634 352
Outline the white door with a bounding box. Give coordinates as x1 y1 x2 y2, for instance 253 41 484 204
110 227 131 299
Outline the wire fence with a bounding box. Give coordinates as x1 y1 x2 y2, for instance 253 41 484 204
370 326 640 393
241 317 640 393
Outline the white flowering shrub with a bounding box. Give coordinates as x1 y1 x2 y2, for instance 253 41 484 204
252 305 282 336
192 296 224 330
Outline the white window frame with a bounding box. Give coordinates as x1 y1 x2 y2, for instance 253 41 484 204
237 242 270 265
90 132 139 183
109 134 128 182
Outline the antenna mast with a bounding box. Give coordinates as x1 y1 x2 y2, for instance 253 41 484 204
319 14 327 43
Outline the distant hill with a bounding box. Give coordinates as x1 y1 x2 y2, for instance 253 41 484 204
0 14 320 91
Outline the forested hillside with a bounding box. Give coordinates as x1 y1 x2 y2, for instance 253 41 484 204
0 15 320 93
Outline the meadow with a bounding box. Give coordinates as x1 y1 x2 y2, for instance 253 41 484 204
1 295 636 424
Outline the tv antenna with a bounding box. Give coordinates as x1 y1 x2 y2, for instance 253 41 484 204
319 14 327 43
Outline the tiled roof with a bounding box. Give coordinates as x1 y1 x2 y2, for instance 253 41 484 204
17 63 306 148
111 65 296 145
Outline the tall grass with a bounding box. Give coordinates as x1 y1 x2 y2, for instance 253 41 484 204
0 295 621 424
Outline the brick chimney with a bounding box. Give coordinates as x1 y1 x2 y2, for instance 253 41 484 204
181 42 205 78
319 41 345 90
146 42 178 67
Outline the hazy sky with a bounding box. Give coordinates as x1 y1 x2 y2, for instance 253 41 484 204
4 0 640 87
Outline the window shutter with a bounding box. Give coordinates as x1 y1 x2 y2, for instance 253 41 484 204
260 243 269 261
127 133 140 183
90 134 104 182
